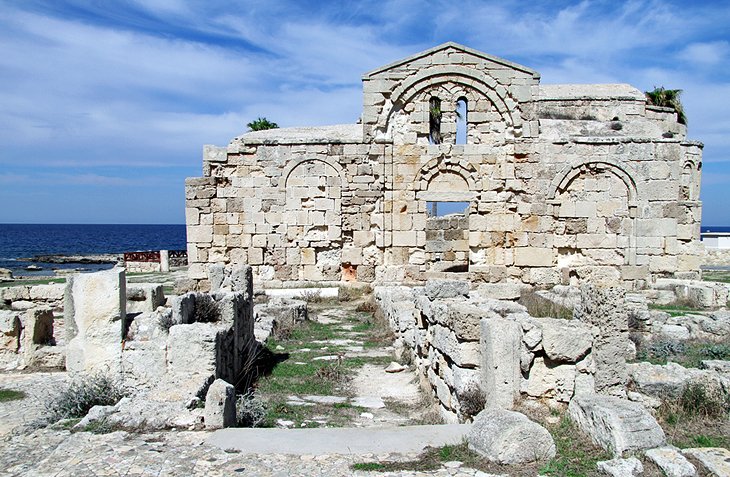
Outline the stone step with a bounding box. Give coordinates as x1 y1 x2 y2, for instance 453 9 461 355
208 424 471 455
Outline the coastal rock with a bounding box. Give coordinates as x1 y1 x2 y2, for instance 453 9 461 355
0 268 13 280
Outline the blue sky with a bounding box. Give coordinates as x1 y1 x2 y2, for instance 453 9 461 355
1 0 729 225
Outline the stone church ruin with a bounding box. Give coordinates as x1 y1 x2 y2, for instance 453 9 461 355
185 42 703 290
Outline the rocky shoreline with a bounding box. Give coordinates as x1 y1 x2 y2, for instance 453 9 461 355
21 254 122 264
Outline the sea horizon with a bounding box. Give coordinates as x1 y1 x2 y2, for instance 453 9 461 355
0 223 188 276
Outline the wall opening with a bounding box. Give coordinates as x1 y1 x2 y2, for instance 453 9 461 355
427 201 469 217
456 97 467 145
425 201 469 273
429 97 442 145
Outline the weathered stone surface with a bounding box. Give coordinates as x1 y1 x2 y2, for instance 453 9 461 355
627 361 724 400
568 394 666 456
204 378 236 429
65 268 126 375
126 284 165 314
596 457 643 477
682 447 730 477
526 357 576 402
0 267 12 280
475 283 531 301
424 280 470 300
573 285 630 394
467 408 556 464
480 317 521 409
254 298 307 343
645 447 696 477
539 318 592 362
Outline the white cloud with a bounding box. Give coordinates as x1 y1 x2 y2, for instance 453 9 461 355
678 41 730 66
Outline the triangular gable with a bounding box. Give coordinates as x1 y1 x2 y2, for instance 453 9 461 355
363 41 539 79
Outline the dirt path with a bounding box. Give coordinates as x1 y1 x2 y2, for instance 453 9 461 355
254 297 430 428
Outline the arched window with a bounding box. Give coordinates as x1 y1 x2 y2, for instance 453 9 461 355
429 97 442 145
456 97 468 144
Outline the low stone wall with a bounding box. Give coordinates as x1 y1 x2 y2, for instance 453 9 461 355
374 281 601 423
0 283 65 313
703 248 730 267
0 306 62 370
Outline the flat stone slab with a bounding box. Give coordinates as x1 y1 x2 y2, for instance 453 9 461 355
208 424 472 455
682 447 730 476
351 396 385 409
301 395 348 404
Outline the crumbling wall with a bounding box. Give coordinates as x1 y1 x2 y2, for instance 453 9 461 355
185 42 703 289
375 280 596 423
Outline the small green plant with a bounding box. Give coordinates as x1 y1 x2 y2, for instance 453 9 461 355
678 383 729 419
47 373 127 421
246 117 278 131
193 294 220 323
300 289 323 303
645 86 687 124
0 388 26 402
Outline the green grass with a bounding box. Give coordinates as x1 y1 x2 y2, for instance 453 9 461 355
657 383 730 450
702 270 730 284
648 303 705 317
0 277 65 288
0 388 26 402
540 416 611 477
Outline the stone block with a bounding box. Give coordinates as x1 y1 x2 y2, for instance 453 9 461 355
596 457 643 477
681 448 730 477
467 409 556 464
514 247 553 267
126 284 165 314
480 317 521 409
645 447 696 477
424 280 470 300
538 318 592 363
65 268 126 375
205 378 236 429
568 394 666 456
525 357 576 402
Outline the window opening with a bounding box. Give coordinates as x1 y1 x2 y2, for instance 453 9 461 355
456 97 467 144
427 201 469 217
429 97 442 145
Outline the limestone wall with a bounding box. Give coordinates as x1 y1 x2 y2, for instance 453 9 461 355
374 281 596 423
185 42 704 290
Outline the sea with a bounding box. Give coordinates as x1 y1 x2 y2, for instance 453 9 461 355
0 224 187 277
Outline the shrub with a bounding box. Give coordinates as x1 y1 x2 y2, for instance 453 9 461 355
300 289 323 303
47 373 127 421
193 294 220 323
355 299 376 313
457 385 486 420
236 391 266 427
158 311 175 332
679 383 730 419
